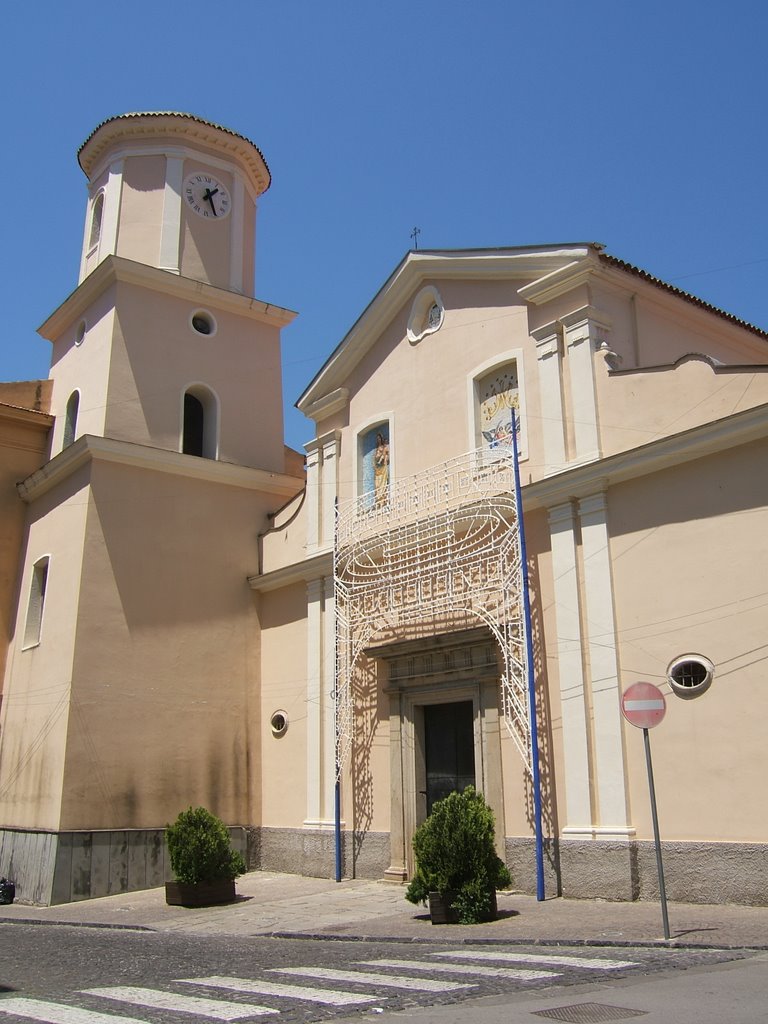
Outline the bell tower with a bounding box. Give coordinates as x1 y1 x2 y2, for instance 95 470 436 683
42 112 293 472
77 112 271 294
0 114 303 905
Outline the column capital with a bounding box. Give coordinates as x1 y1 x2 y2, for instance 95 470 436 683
578 492 608 520
547 501 576 530
560 305 612 347
531 320 561 358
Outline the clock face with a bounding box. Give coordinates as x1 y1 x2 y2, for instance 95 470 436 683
183 172 232 220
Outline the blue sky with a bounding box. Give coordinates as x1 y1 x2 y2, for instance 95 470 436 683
3 1 767 451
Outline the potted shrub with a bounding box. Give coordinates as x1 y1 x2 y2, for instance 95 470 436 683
165 806 246 907
405 787 511 924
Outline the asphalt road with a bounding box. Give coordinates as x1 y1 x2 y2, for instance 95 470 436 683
0 925 761 1024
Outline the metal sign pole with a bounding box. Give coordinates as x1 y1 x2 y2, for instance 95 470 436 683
642 726 670 940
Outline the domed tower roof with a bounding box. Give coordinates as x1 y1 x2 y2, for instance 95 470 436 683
78 111 271 196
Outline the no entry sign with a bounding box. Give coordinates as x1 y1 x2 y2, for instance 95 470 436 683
621 681 666 729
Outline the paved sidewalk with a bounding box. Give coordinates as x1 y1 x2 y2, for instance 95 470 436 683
0 871 766 948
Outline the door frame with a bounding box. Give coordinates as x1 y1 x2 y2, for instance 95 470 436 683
374 628 506 883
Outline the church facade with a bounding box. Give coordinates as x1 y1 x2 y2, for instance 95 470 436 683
1 113 767 905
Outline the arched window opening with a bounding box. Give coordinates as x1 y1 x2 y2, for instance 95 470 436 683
23 557 49 649
183 393 205 456
88 193 104 251
182 385 218 459
63 391 80 449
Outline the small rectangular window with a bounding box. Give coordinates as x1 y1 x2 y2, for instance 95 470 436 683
23 558 49 649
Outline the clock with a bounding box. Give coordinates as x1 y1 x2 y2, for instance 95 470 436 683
183 172 232 220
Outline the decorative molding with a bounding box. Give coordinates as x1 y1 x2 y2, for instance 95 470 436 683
560 304 612 348
79 115 270 197
531 320 561 358
17 434 304 504
248 549 333 593
406 285 444 344
39 255 297 341
517 260 594 305
303 388 350 424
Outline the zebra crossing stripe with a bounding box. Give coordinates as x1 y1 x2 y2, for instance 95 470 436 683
431 951 640 970
357 958 560 981
270 967 475 993
0 998 148 1024
81 987 276 1020
180 976 381 1006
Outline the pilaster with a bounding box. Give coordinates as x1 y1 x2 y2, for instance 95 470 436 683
159 156 183 274
532 321 566 474
321 575 336 821
229 173 245 293
320 431 341 549
304 441 322 552
577 492 630 833
304 578 323 825
561 305 611 466
547 501 592 831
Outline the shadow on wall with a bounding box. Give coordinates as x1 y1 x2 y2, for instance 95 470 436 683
351 654 379 875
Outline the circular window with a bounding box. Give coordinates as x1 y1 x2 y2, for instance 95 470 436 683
75 320 86 346
666 654 714 700
190 310 217 337
407 286 444 344
270 710 288 737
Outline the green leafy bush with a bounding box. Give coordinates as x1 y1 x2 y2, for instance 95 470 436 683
166 806 246 885
405 787 511 924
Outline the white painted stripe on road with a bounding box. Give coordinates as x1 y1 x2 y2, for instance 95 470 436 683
357 958 560 981
0 998 148 1024
81 987 276 1020
431 951 640 970
180 976 380 1006
270 967 475 993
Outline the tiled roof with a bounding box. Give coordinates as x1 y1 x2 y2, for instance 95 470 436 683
77 112 271 190
600 252 768 340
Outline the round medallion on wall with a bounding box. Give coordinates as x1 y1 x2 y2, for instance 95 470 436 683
183 172 232 219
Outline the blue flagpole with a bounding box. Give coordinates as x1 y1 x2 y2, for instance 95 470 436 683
511 410 545 901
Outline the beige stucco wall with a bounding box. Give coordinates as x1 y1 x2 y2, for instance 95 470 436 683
100 281 286 473
0 389 52 691
117 156 166 267
595 359 768 459
53 458 274 831
609 438 768 844
0 463 90 831
180 162 235 291
48 291 116 455
258 582 309 827
334 279 542 501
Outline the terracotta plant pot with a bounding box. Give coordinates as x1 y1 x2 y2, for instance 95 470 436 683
165 878 236 907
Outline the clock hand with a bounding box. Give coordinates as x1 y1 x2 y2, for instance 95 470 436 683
202 187 219 216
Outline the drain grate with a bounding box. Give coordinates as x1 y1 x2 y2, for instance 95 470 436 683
532 1003 648 1023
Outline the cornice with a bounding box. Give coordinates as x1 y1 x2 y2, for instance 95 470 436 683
524 402 768 510
517 260 596 305
303 389 350 424
0 403 54 430
38 256 297 341
78 112 271 196
248 548 333 593
297 247 592 414
17 435 304 504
